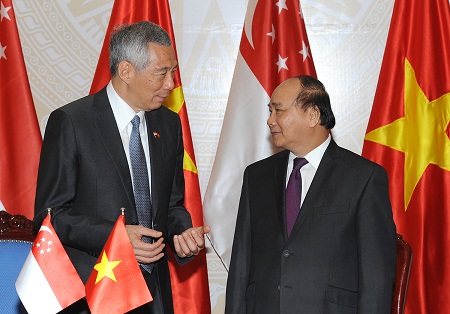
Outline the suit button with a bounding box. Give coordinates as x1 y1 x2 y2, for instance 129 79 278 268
277 285 281 291
283 250 290 257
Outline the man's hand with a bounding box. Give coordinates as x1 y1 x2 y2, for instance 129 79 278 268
173 226 211 258
126 224 165 264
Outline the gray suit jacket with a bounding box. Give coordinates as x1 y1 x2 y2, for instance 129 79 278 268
34 87 192 312
226 139 396 314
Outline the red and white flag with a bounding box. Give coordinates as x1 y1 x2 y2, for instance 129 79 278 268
0 0 42 219
362 0 450 312
89 1 210 312
85 213 152 314
203 0 316 267
15 212 85 314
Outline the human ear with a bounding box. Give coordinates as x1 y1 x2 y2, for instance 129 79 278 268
117 61 133 83
309 106 320 127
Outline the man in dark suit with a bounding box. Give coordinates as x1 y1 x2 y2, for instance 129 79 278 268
225 76 397 313
34 21 209 314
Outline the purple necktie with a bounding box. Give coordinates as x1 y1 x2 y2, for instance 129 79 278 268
286 157 308 237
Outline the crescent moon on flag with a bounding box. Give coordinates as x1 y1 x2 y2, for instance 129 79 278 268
39 225 54 235
244 0 258 49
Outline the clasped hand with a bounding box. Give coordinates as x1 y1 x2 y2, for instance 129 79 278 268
126 225 211 264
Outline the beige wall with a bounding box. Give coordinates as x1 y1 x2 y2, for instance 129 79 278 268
13 0 395 312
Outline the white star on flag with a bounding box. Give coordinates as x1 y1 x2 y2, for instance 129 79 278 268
0 1 11 21
36 236 53 254
299 40 310 61
276 54 289 72
0 43 7 59
267 24 275 44
276 0 288 14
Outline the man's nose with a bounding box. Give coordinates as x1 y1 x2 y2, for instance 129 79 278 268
267 112 275 127
164 74 175 90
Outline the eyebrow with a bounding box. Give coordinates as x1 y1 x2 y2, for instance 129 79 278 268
268 102 282 108
155 63 179 72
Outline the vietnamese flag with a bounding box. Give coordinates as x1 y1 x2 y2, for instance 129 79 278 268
89 1 210 313
0 0 42 219
362 0 450 313
85 213 152 314
15 212 85 313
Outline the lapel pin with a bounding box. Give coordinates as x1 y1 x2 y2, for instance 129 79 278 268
153 131 161 138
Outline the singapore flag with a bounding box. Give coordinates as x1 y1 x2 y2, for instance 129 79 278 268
203 0 316 268
15 212 85 313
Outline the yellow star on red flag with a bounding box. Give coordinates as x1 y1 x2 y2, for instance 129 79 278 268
93 251 121 284
85 214 152 314
365 58 450 211
163 86 198 174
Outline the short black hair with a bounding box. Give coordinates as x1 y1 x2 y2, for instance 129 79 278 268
293 75 335 130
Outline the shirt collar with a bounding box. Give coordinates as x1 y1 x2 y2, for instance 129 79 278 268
107 82 144 131
289 134 331 169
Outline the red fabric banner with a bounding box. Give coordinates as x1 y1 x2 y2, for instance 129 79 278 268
16 213 85 313
0 0 42 219
86 214 152 314
362 0 450 312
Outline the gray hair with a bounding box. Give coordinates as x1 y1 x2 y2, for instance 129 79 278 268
109 21 172 77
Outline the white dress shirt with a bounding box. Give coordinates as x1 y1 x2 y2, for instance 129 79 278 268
286 134 331 206
106 82 152 192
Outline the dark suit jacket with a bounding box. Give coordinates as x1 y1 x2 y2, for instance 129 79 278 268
226 139 397 314
34 87 193 313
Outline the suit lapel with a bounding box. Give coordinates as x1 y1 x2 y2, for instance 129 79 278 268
289 139 340 237
92 88 135 214
274 151 290 242
145 110 162 218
